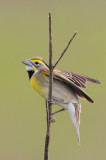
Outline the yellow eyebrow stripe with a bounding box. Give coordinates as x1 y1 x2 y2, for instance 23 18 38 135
31 59 47 66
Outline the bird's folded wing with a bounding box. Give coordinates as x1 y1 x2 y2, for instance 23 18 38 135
53 72 94 103
54 69 101 88
41 68 101 103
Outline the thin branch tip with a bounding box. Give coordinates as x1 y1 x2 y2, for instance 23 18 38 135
49 12 52 19
53 31 77 69
49 12 51 15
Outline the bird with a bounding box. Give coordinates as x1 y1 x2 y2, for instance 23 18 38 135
22 57 101 145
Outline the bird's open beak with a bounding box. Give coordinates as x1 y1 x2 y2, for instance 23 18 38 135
22 59 33 67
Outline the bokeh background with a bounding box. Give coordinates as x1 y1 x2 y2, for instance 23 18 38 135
0 0 106 160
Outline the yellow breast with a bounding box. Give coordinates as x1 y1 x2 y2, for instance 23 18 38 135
30 75 48 98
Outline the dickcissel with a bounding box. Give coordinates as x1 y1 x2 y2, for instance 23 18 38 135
23 57 101 144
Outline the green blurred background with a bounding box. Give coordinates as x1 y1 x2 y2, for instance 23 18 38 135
0 0 106 160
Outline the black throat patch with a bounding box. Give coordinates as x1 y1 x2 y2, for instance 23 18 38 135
27 70 34 79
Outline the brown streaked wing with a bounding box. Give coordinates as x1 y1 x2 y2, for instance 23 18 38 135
41 68 100 103
54 69 101 88
53 71 94 103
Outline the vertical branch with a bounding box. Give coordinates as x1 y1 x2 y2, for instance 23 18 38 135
44 12 53 160
48 12 53 116
44 12 77 160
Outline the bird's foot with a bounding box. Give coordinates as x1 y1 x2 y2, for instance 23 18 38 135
47 98 56 104
46 115 56 123
50 116 56 123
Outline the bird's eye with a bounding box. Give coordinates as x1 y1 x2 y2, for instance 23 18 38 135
34 61 39 66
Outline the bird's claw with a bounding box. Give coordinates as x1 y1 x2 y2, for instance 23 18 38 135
46 115 56 123
47 98 56 104
50 116 56 123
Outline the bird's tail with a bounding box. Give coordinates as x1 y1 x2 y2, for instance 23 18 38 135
67 103 81 146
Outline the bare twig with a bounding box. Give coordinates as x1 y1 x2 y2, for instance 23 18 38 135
44 12 53 160
53 32 77 68
44 12 77 160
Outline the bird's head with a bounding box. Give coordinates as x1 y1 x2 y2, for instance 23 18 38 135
22 57 48 79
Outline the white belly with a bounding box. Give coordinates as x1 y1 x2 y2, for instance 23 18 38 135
41 78 79 109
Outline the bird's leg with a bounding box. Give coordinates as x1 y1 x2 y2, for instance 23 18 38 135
47 98 56 105
45 98 56 123
51 108 65 115
49 116 56 123
49 108 65 123
46 98 65 122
